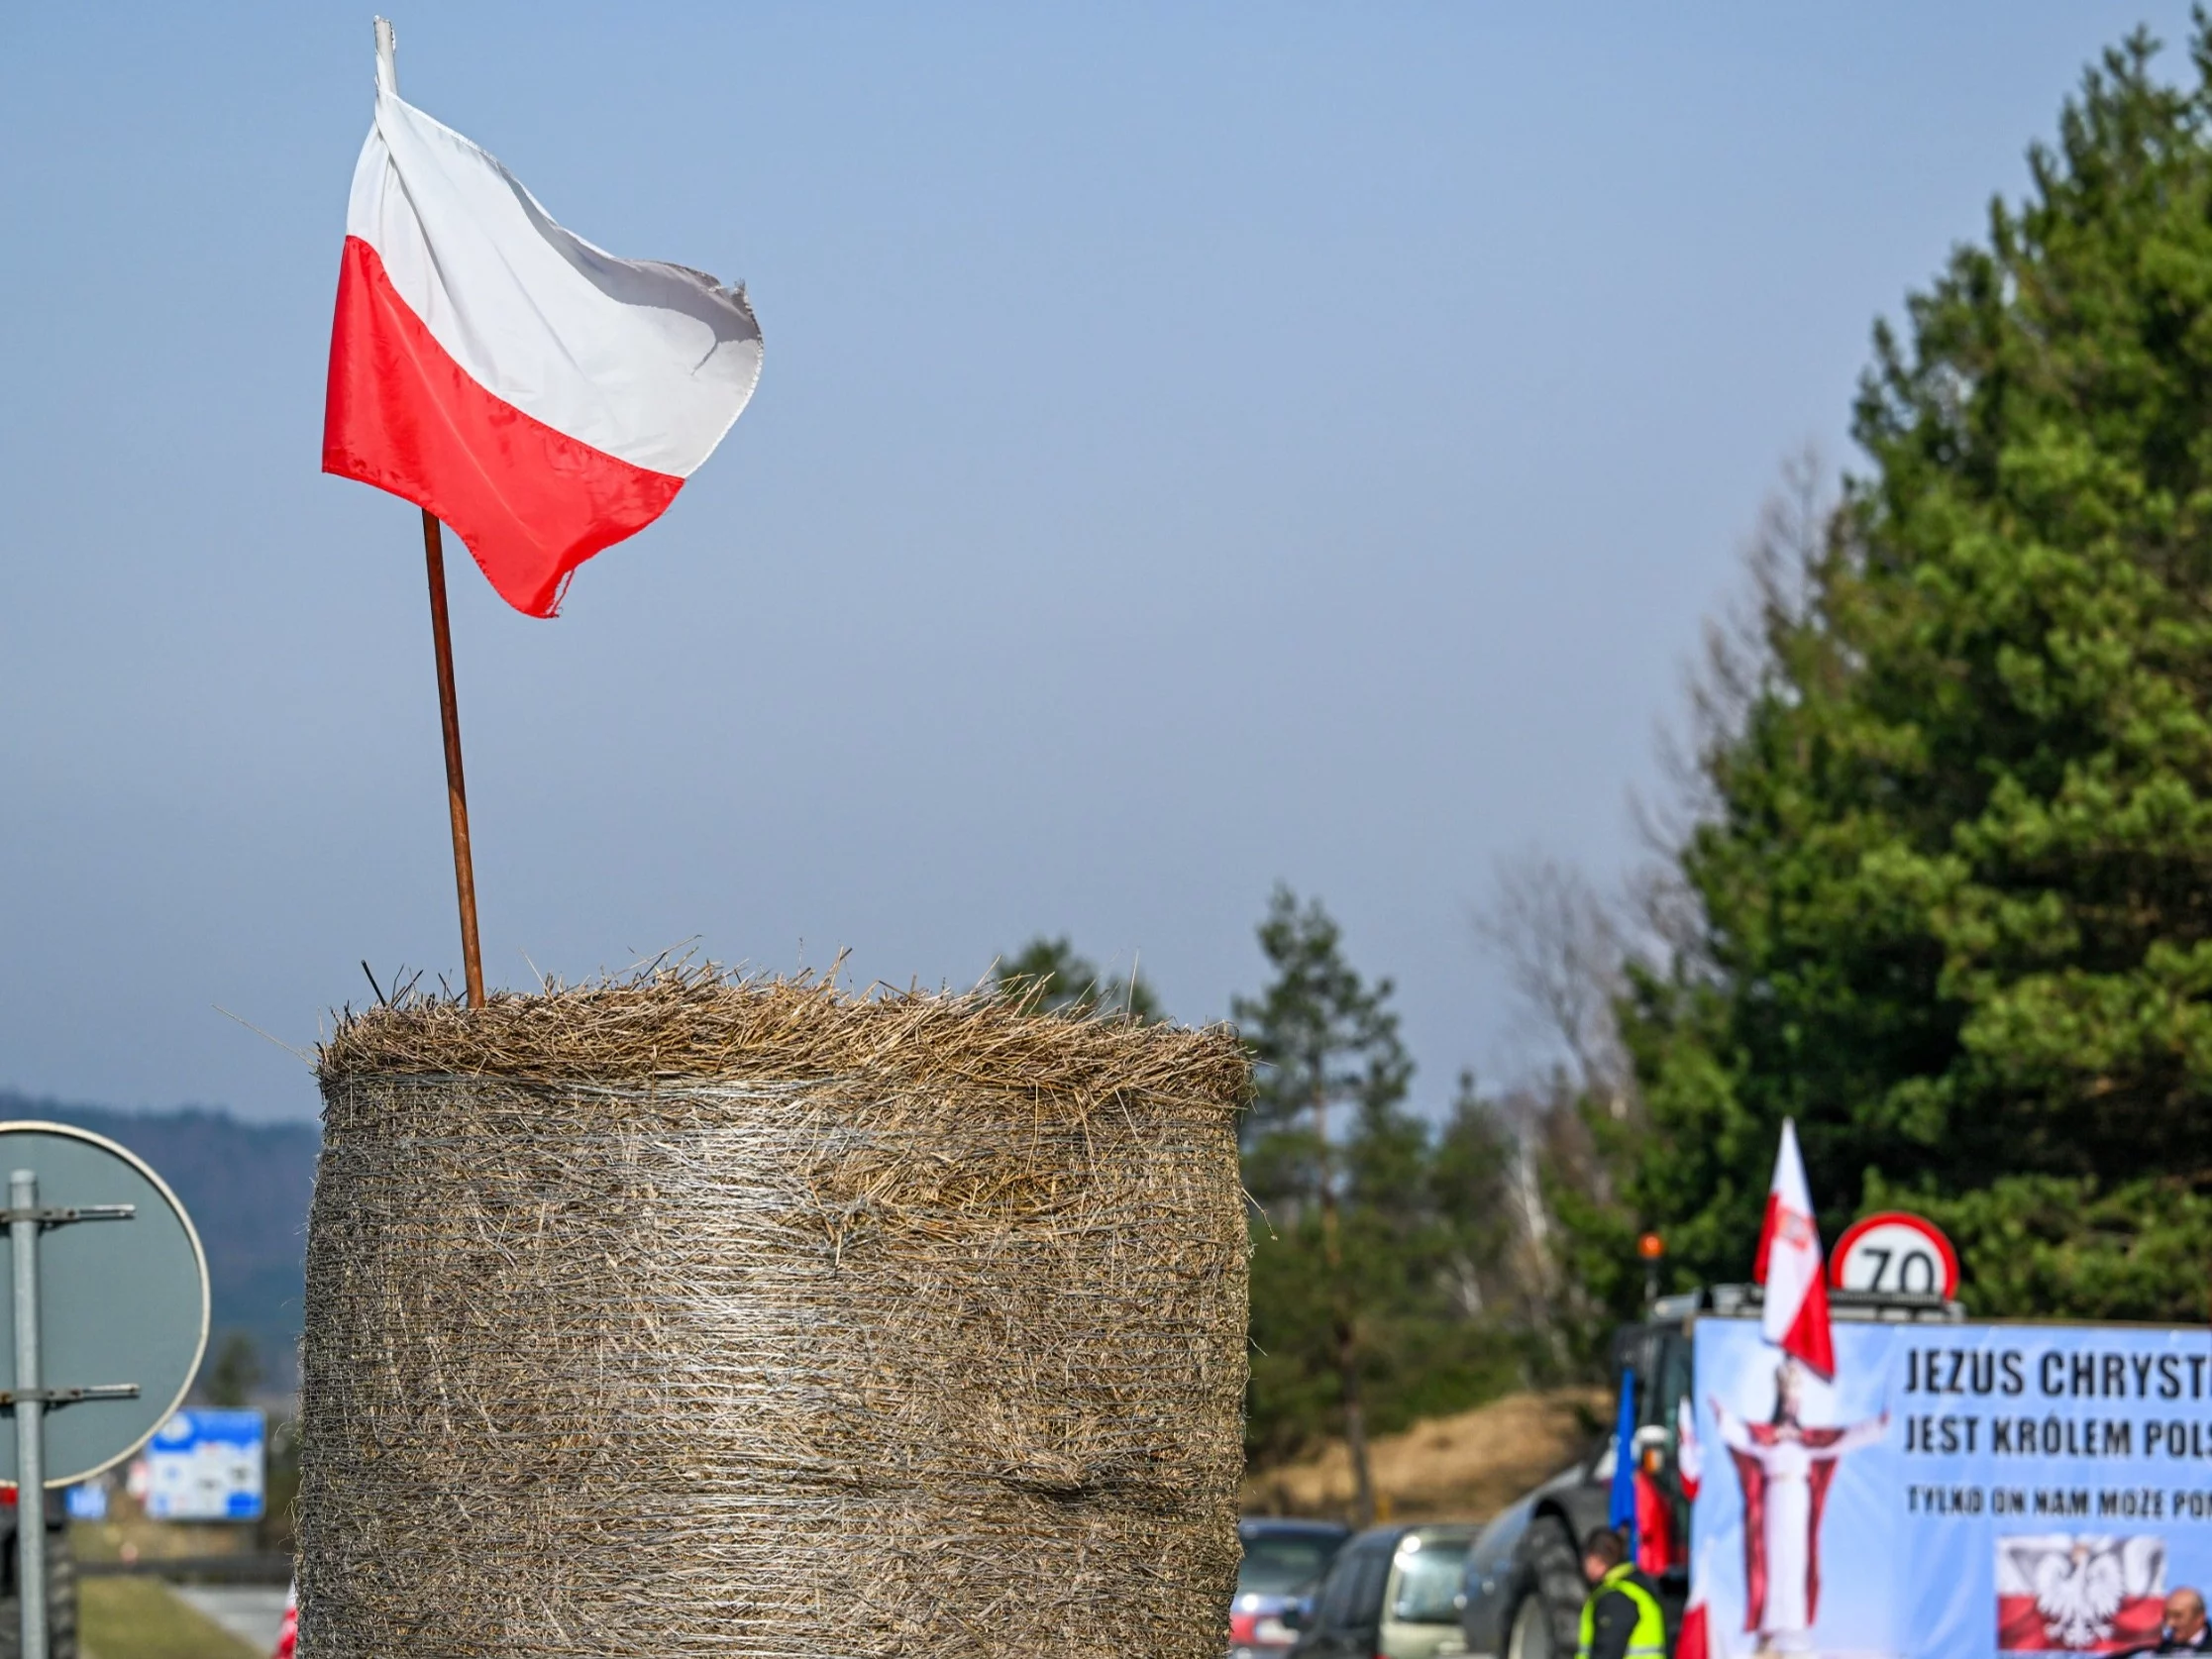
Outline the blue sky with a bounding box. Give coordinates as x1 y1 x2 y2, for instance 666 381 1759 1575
1 4 2196 1120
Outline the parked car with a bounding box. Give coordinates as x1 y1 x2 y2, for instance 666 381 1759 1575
1288 1523 1476 1659
1231 1519 1352 1659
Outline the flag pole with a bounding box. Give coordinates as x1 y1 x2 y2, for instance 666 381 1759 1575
374 19 484 1009
421 509 486 1008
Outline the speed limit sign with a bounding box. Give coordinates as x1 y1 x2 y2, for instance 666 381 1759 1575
1829 1210 1958 1298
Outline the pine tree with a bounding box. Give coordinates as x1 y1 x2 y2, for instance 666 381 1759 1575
1617 26 2212 1323
203 1331 263 1407
1233 885 1412 1522
993 935 1161 1021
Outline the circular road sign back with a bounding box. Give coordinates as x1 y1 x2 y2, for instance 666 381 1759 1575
0 1122 209 1487
1829 1209 1959 1299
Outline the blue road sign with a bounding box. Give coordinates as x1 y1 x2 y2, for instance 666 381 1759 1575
144 1409 263 1521
61 1484 104 1522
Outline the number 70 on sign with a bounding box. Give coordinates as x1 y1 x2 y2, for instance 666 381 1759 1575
1828 1210 1960 1299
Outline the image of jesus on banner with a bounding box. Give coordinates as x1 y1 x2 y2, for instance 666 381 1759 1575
1712 1356 1889 1656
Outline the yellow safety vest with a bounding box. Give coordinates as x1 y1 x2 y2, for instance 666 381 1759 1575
1576 1562 1666 1659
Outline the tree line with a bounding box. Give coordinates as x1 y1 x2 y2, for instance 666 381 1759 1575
996 898 1586 1522
1590 26 2212 1333
1004 19 2212 1524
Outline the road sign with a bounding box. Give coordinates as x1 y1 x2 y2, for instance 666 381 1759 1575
62 1482 105 1522
144 1408 264 1520
1829 1209 1959 1298
0 1122 208 1486
0 1122 209 1659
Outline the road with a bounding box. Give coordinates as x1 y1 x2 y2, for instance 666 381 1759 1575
169 1586 287 1654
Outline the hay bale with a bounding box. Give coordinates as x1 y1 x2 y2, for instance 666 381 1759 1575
298 972 1251 1659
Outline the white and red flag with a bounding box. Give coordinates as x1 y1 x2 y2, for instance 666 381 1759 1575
324 23 763 617
1675 1599 1711 1659
1753 1118 1835 1378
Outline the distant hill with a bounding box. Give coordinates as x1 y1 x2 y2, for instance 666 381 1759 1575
0 1094 318 1391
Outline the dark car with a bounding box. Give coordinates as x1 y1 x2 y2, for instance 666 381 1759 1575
1290 1524 1476 1659
1232 1519 1352 1659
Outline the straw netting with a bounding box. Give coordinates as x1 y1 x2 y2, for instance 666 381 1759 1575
297 971 1252 1659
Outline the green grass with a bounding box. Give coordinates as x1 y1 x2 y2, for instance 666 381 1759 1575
79 1579 260 1659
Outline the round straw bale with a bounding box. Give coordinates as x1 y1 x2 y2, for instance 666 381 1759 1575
298 972 1251 1659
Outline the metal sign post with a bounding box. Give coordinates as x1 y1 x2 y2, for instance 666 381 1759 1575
9 1173 41 1659
5 1171 140 1659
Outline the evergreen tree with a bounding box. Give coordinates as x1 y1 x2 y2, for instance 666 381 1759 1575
1429 1071 1524 1332
1615 26 2212 1324
202 1330 263 1407
1242 1046 1534 1474
994 935 1162 1021
1233 885 1412 1521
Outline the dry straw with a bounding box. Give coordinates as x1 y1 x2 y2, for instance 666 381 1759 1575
298 967 1252 1659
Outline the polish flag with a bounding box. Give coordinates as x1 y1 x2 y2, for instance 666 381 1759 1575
323 22 763 617
1753 1119 1834 1378
1675 1600 1710 1659
1677 1534 1717 1659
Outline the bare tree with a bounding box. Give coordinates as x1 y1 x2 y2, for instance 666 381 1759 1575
1470 857 1637 1368
1476 854 1632 1114
1463 447 1843 1367
1634 444 1837 970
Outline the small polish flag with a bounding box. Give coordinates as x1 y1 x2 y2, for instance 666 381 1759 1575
1677 1534 1717 1659
1753 1119 1835 1378
1675 1599 1710 1659
1675 1396 1702 1502
324 20 763 617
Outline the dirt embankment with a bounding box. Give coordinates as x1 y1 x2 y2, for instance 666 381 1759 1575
1243 1388 1608 1524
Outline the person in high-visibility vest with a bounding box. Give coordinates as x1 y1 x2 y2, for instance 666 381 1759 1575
1577 1525 1666 1659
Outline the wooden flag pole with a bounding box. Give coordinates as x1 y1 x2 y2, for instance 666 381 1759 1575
370 23 481 1008
421 509 486 1008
